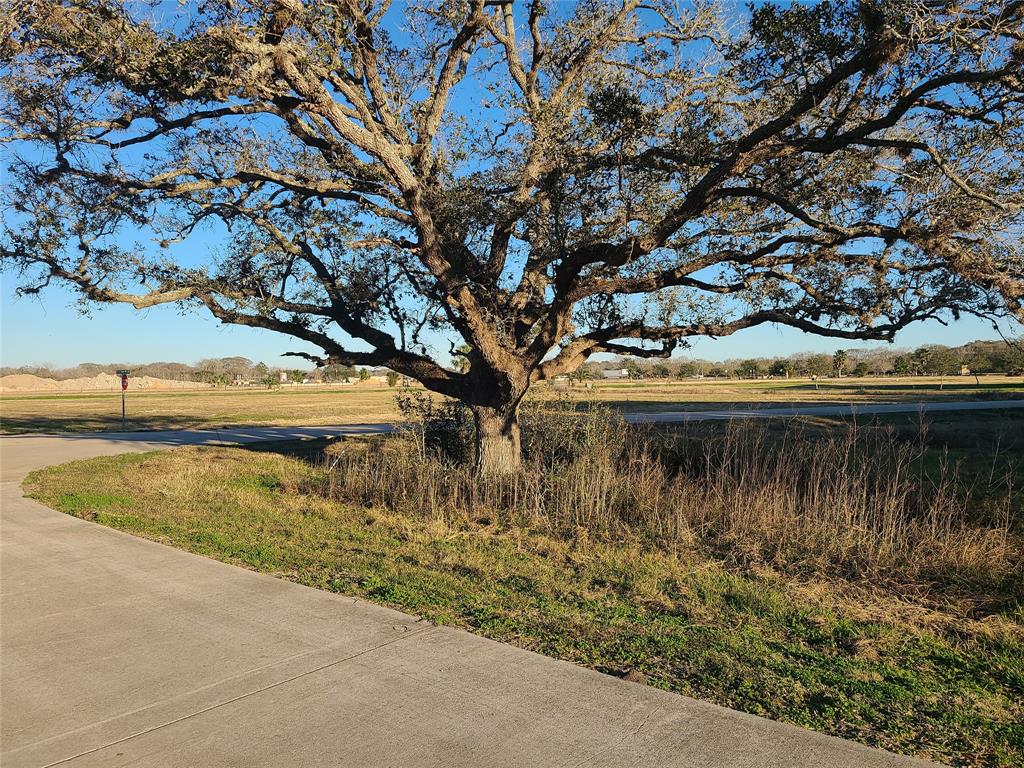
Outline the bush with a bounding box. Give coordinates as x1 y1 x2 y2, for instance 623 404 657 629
393 388 474 465
519 397 626 469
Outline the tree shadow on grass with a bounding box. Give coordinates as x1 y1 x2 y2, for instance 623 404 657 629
236 436 340 463
0 414 211 435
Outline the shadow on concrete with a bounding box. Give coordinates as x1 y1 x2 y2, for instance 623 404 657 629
0 423 394 446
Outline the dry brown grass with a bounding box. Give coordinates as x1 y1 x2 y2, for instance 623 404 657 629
311 403 1021 606
0 384 403 433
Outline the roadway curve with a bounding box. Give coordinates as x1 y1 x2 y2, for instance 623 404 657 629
0 411 977 767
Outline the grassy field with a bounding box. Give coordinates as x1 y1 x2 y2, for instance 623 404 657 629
0 385 402 433
24 409 1024 767
2 375 1021 433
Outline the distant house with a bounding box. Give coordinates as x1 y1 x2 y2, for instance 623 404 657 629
602 369 630 379
278 371 288 384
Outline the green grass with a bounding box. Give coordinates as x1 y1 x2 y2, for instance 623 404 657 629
24 438 1024 768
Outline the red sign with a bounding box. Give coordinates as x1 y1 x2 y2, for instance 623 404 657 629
121 375 129 391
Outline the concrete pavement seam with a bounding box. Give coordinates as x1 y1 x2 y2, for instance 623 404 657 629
36 625 436 768
2 626 426 757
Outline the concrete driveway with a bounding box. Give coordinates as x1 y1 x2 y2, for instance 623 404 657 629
0 424 944 767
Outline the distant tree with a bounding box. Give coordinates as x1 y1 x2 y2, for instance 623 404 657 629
739 359 764 379
994 343 1024 374
386 371 399 387
322 363 357 382
917 345 958 387
911 347 933 376
287 369 305 384
853 361 871 377
625 361 643 380
567 363 594 386
768 360 795 378
676 362 699 379
961 344 990 376
926 347 959 376
651 363 672 378
892 356 912 376
707 367 729 379
358 368 371 382
832 349 849 377
806 355 833 378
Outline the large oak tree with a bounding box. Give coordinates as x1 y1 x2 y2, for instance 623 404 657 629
2 0 1023 472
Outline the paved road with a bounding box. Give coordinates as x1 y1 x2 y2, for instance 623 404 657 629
0 423 952 767
623 398 1024 423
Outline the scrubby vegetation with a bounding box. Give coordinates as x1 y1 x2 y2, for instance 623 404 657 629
339 397 1022 604
24 405 1024 766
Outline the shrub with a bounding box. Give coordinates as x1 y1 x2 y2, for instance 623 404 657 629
393 388 474 465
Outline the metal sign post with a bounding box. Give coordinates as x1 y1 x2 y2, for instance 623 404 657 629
116 369 130 428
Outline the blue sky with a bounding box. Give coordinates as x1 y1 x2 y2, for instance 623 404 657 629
2 281 1018 368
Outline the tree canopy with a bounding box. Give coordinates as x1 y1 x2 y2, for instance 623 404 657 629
2 0 1023 468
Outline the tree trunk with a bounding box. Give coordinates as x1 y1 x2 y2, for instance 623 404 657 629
473 405 521 476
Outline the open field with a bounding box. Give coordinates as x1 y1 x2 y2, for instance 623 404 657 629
24 409 1024 767
0 385 402 433
2 375 1021 434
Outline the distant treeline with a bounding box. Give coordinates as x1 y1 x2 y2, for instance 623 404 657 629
4 339 1023 384
585 339 1024 379
0 357 369 386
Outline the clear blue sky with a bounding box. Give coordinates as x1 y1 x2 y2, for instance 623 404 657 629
1 281 1018 369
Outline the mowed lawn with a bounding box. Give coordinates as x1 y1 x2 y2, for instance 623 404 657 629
2 375 1022 433
24 410 1024 768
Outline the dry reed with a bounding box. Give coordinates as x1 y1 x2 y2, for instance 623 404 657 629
305 402 1020 595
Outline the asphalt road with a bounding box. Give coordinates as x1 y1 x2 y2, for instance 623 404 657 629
622 397 1024 423
0 409 983 767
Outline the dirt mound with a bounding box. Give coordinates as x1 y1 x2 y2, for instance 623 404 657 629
131 376 211 391
0 374 59 392
0 373 211 393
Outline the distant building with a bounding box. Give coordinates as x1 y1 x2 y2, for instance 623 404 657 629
602 369 630 379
